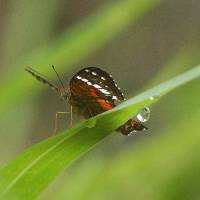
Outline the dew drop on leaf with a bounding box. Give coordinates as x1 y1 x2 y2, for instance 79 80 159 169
136 107 150 122
149 95 159 101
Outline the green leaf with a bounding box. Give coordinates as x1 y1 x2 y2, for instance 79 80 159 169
0 0 160 114
0 65 200 200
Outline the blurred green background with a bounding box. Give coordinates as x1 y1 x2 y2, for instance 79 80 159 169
0 0 200 199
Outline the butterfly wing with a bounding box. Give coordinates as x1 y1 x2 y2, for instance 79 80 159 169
117 119 148 136
69 67 124 118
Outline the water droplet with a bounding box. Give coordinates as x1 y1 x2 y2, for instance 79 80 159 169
136 107 150 123
149 95 159 101
85 118 97 128
149 96 154 100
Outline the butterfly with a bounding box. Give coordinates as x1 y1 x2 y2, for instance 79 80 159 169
25 66 150 135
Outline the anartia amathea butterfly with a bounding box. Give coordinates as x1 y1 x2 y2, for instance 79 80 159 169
25 66 150 135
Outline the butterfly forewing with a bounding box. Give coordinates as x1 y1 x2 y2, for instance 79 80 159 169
69 67 125 118
70 67 124 100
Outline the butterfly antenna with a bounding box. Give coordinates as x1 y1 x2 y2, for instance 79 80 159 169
25 67 58 92
52 65 65 89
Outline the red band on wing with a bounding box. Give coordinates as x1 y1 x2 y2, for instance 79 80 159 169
89 88 112 111
89 88 98 98
97 99 112 110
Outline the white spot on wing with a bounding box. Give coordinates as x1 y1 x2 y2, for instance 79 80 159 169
85 69 89 72
87 82 92 85
100 88 110 95
101 77 106 80
82 78 88 82
93 84 101 89
112 95 118 100
76 76 82 79
92 72 97 76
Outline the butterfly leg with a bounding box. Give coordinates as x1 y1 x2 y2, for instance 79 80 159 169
70 105 73 127
53 111 70 135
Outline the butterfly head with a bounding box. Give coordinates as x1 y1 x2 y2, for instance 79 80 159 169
51 65 70 100
58 87 70 101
